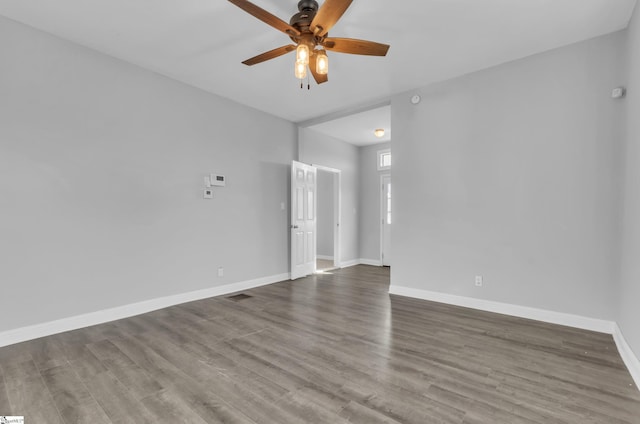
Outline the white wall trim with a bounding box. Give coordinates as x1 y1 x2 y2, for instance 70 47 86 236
316 255 334 261
613 323 640 389
0 272 290 348
339 259 360 268
340 259 382 267
359 258 383 266
388 285 615 334
380 173 391 266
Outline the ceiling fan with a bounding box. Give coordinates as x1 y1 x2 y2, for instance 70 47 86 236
227 0 390 86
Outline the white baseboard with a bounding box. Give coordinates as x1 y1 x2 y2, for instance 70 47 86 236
316 255 334 261
339 259 383 268
613 323 640 389
359 258 383 266
339 259 361 268
0 272 290 348
388 285 615 334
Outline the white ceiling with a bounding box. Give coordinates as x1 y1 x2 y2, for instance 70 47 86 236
308 104 391 147
0 0 636 137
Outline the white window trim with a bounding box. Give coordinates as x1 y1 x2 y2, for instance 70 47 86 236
377 148 391 171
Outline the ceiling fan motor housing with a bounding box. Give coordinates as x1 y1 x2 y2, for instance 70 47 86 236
298 0 318 13
290 0 318 34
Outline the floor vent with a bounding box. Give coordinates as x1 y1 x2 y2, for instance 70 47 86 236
226 293 252 301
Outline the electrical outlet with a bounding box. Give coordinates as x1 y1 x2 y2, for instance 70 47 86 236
475 275 483 287
218 267 224 278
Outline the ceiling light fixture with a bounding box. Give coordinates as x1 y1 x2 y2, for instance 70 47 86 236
315 49 329 75
228 0 390 88
296 44 310 65
374 129 385 138
294 59 307 79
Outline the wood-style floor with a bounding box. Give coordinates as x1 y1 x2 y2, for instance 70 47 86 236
1 265 639 423
316 258 336 271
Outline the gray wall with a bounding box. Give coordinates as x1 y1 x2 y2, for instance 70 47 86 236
2 7 638 359
316 169 334 257
620 4 640 358
359 142 391 262
0 17 297 333
299 128 359 263
391 31 626 320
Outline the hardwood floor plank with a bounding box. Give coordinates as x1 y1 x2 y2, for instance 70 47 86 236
108 334 265 423
338 400 404 424
0 342 33 368
140 388 209 424
0 265 639 423
2 359 65 423
40 364 108 424
82 370 160 424
131 332 298 423
274 386 352 424
0 367 12 413
27 336 69 372
67 345 109 381
163 377 257 424
86 339 163 400
107 335 196 390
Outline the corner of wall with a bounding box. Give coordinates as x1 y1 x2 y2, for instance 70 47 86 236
613 324 640 390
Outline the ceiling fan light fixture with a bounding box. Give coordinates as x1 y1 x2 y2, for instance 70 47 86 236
296 44 310 65
228 0 390 86
316 50 329 75
294 59 307 79
374 128 385 138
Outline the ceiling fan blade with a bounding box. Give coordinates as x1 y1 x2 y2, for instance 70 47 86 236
310 0 353 37
242 45 296 66
228 0 300 36
309 52 329 84
322 37 390 56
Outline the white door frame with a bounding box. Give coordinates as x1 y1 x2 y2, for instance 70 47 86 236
313 164 341 269
380 173 391 266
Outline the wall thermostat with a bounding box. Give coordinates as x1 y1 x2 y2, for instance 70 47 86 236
410 94 421 105
210 174 226 187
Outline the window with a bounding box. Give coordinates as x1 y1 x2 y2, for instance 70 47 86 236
377 148 391 171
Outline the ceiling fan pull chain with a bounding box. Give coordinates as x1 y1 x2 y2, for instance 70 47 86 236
307 73 310 90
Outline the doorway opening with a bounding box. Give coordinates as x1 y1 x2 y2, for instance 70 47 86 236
315 165 341 272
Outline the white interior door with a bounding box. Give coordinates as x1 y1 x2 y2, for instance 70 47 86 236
381 174 391 266
291 161 317 280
